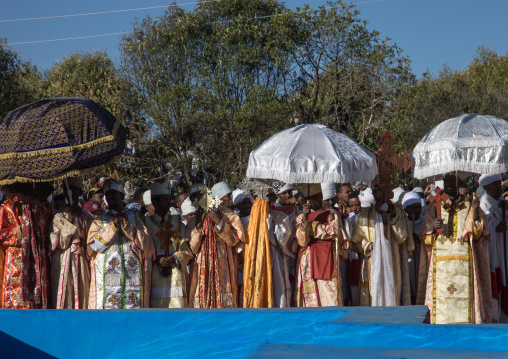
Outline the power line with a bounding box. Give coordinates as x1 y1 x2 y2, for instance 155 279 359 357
0 1 221 23
1 0 385 46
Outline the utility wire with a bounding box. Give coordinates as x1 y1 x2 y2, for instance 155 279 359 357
2 0 385 46
0 1 221 23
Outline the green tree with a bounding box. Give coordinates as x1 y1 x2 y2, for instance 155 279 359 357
121 0 294 186
0 38 42 119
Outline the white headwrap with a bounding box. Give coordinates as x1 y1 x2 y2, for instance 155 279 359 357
276 183 293 195
103 180 125 194
479 174 502 188
181 197 198 216
233 189 250 206
359 188 375 208
211 182 232 200
321 182 336 201
391 187 406 204
142 190 151 206
401 191 422 209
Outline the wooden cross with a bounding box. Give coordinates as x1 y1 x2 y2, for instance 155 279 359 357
375 131 413 234
155 221 181 257
428 187 449 235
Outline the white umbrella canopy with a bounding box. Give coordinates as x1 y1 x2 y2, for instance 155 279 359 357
412 113 508 179
246 123 378 184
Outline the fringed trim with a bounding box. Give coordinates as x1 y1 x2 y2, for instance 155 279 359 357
0 154 122 185
246 167 378 184
0 135 116 160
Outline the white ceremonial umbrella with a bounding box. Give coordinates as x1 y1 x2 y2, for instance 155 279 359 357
246 123 378 183
412 113 508 179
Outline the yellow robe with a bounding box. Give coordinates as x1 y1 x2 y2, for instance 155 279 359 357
243 199 274 308
351 205 414 306
417 199 492 324
144 213 193 308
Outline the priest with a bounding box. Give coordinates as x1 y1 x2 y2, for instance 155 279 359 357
418 174 491 324
351 184 414 307
145 182 192 308
479 174 507 322
87 179 155 309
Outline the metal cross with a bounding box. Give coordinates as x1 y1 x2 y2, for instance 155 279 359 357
428 187 450 235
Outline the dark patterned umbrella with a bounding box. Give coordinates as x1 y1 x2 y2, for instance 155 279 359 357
0 97 127 185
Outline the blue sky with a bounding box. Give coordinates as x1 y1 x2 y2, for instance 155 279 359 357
1 0 507 77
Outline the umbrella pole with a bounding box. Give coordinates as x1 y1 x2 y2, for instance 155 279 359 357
64 177 73 206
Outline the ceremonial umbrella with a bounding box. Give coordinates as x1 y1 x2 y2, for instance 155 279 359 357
411 113 508 180
0 97 127 185
246 123 378 184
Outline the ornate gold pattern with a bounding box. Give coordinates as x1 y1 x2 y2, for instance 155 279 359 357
192 188 222 210
109 257 120 270
128 292 138 304
108 294 120 306
127 257 137 269
447 284 458 295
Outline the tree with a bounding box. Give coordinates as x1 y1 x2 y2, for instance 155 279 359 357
275 1 415 151
121 0 295 186
0 38 42 119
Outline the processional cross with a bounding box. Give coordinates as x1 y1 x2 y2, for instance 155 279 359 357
155 221 181 257
427 187 449 236
375 131 413 235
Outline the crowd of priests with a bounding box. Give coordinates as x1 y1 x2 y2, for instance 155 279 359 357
0 173 507 324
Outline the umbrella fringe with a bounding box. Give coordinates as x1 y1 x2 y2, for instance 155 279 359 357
0 154 122 186
0 135 116 160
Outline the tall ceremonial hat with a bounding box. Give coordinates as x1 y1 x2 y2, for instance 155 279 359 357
321 183 336 200
211 182 232 200
103 178 125 194
150 181 171 197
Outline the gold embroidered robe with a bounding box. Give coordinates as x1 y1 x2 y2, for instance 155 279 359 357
144 213 192 308
188 206 245 308
50 209 93 309
417 199 492 324
294 211 346 307
351 205 414 307
87 211 155 309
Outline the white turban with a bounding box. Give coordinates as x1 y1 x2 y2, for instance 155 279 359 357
232 189 250 206
211 182 232 200
413 187 424 194
142 190 151 206
359 188 375 208
103 179 125 194
391 187 406 203
321 182 336 201
479 174 502 188
435 180 444 190
402 191 422 209
276 183 293 195
181 197 198 216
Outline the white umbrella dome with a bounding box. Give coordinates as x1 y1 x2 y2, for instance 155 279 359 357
412 113 508 179
246 123 378 183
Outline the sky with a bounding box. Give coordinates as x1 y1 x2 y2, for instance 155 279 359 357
1 0 507 78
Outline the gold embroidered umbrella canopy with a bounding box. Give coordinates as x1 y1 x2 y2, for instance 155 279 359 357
0 97 127 185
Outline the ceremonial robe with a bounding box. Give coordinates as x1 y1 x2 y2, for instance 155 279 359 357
50 208 93 309
87 211 155 309
351 205 414 307
145 213 192 308
417 199 492 324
